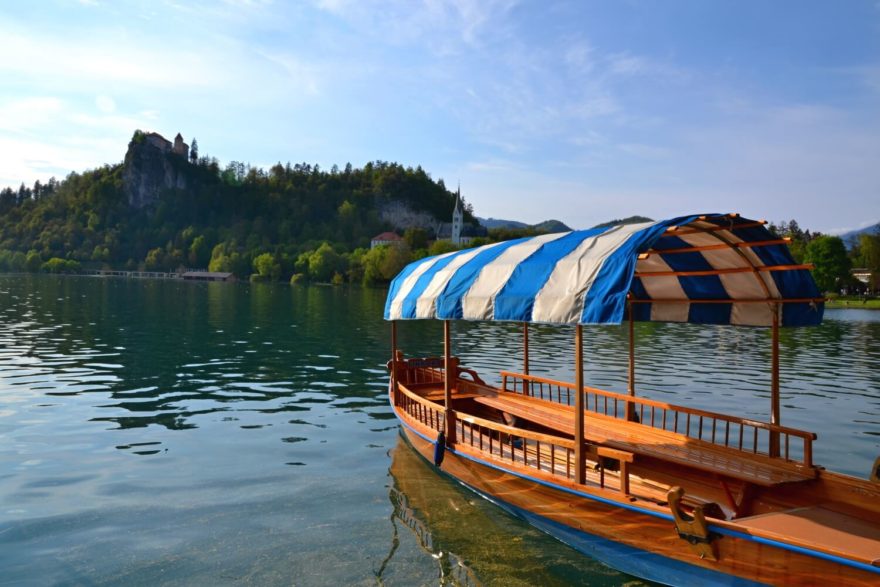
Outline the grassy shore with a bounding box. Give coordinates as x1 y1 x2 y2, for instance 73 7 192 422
825 296 880 309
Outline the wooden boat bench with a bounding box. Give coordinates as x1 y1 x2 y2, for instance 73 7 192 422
471 391 816 488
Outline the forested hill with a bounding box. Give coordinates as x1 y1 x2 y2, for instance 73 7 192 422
0 130 474 278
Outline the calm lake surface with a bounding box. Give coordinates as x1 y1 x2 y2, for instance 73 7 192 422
1 275 878 586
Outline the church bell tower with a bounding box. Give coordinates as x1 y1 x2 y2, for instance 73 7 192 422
452 185 463 245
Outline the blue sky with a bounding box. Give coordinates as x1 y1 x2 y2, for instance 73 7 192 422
1 1 878 233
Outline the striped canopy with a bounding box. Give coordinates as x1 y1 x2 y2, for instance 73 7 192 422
384 214 824 327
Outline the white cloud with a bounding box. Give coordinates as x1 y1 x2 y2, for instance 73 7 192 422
606 53 648 76
255 50 321 96
0 95 165 188
95 95 116 114
311 0 517 50
0 97 65 132
616 143 671 159
0 134 114 187
0 21 227 92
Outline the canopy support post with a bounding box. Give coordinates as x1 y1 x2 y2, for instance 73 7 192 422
627 300 636 421
575 325 585 484
390 321 398 402
523 322 530 376
770 304 781 457
444 320 456 446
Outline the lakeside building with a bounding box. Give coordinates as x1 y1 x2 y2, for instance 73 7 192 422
371 232 404 249
182 271 236 282
851 268 878 293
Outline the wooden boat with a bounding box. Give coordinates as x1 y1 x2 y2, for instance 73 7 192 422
384 214 880 586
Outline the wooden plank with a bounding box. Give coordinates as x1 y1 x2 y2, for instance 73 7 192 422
663 220 766 235
629 297 825 304
636 264 813 278
640 238 791 257
737 507 880 563
421 390 481 401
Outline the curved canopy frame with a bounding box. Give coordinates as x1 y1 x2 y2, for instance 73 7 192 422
384 213 823 327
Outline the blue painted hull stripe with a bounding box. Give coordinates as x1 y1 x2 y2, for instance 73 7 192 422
396 413 880 576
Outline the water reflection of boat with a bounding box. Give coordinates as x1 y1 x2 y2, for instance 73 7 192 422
384 435 632 586
383 438 482 587
384 214 880 585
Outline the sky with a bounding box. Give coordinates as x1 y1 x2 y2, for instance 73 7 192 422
1 0 878 233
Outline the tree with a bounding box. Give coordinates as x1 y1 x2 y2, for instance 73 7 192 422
360 244 412 286
144 247 165 270
253 252 281 281
403 227 428 250
41 257 80 273
307 243 345 282
380 244 411 279
428 240 459 256
188 235 210 268
856 233 880 272
190 138 198 164
25 250 42 272
804 236 851 293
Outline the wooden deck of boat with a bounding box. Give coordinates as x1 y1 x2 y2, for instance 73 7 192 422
462 389 816 487
737 507 880 564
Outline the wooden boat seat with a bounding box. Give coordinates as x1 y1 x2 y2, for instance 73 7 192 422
471 392 815 487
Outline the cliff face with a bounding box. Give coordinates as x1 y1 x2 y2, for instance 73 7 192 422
379 199 439 233
122 132 188 208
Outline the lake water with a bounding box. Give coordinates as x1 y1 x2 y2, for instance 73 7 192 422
1 275 878 586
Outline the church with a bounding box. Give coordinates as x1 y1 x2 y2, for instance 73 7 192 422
435 188 487 245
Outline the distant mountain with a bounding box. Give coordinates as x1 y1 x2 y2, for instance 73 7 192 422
477 217 572 233
478 217 529 229
839 222 880 248
532 219 572 233
592 215 653 229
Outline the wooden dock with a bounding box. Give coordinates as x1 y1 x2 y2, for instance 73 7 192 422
84 269 182 279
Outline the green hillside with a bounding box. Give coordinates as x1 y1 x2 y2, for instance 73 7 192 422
0 131 474 282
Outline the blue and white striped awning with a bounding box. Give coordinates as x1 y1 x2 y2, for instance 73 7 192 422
384 214 824 327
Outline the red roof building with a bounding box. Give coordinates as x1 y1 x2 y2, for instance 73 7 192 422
371 232 404 249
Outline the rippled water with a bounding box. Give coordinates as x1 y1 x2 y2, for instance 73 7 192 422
1 275 878 586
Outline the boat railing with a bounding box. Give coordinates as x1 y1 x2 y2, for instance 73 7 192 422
500 371 815 468
394 374 578 483
456 412 578 482
394 356 452 387
397 382 446 433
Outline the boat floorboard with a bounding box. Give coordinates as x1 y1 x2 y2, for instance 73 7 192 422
737 507 880 564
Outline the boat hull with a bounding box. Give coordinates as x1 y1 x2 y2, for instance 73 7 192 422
395 416 879 586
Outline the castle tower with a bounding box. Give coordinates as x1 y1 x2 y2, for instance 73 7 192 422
172 133 189 159
451 185 463 245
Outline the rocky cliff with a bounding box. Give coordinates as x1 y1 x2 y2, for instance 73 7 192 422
378 199 440 233
122 131 188 208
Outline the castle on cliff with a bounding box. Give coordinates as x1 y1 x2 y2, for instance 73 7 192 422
143 132 189 160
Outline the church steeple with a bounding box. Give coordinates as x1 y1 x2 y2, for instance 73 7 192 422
451 183 463 245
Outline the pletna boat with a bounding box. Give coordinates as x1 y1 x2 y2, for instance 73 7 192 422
384 213 880 586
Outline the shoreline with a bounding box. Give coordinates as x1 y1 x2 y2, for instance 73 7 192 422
826 299 880 310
